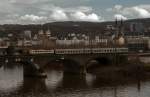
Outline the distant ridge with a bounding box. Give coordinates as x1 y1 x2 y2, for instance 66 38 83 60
0 18 150 37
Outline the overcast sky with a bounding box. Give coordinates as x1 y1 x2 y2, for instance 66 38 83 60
1 0 150 24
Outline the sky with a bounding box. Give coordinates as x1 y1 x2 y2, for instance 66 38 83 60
1 0 150 24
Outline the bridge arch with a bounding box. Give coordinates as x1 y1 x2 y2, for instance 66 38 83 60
43 58 64 69
41 54 117 74
95 56 112 65
62 58 83 74
85 56 113 72
43 56 86 74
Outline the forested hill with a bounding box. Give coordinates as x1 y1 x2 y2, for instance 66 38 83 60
0 18 150 37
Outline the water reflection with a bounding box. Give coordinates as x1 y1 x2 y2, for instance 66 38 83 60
18 78 48 96
0 78 48 97
60 73 88 89
0 65 23 97
46 70 63 90
1 59 150 97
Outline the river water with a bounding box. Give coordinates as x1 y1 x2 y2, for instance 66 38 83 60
0 57 150 97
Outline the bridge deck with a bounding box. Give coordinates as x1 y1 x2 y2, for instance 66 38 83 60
30 47 128 55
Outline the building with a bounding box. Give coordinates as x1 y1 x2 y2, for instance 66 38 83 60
112 19 126 47
129 22 144 36
24 30 32 40
36 29 56 49
126 36 148 52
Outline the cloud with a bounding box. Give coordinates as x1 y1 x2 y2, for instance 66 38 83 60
138 4 150 11
1 0 150 24
9 0 16 3
70 11 101 22
114 5 123 11
108 4 150 19
48 7 103 22
123 6 150 18
8 0 40 4
17 6 103 23
64 6 93 13
39 5 103 22
20 14 47 22
107 5 123 12
47 6 103 22
0 0 103 24
50 10 68 21
114 14 127 20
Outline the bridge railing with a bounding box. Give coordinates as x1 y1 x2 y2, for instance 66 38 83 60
28 47 128 55
55 48 128 54
29 49 54 54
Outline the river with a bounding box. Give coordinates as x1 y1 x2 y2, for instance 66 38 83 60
0 57 150 97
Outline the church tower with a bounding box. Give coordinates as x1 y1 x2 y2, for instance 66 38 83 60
38 24 44 38
113 19 125 46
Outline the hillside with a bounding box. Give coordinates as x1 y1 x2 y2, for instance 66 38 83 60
0 18 150 37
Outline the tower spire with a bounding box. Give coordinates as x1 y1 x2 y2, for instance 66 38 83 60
119 18 124 36
115 18 118 27
121 18 123 25
46 25 51 37
38 24 44 35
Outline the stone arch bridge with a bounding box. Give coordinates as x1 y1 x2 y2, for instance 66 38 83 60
0 47 129 76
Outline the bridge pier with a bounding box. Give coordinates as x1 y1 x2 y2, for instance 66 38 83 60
62 58 86 74
113 54 128 66
21 60 47 78
62 54 95 74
